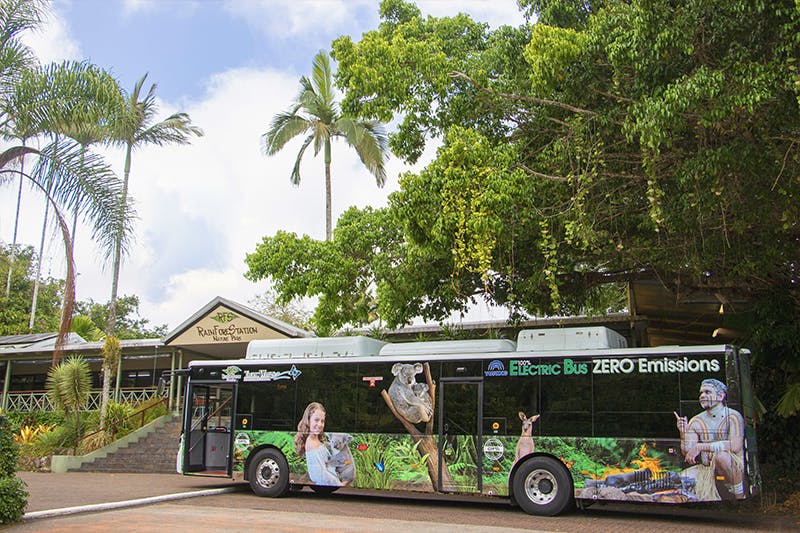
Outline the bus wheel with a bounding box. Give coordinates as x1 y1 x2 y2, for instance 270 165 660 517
248 449 289 498
512 456 573 516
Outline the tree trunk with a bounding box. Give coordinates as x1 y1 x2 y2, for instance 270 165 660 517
5 146 25 299
324 138 332 241
99 360 111 430
107 143 132 336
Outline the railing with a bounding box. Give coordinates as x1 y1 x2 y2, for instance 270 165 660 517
77 396 170 450
3 387 167 412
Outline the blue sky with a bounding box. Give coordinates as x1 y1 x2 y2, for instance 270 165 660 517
2 0 526 331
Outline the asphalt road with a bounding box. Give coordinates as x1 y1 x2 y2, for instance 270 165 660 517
8 478 800 533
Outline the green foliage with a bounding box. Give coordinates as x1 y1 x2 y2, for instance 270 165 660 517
75 295 167 339
0 416 27 524
70 315 103 341
0 417 19 478
0 244 63 335
46 356 92 415
325 0 800 323
0 476 27 525
46 355 91 450
351 434 394 489
1 410 64 436
249 288 312 330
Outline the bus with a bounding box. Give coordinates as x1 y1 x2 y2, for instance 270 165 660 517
176 326 760 516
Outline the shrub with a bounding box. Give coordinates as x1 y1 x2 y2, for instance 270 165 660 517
0 477 27 524
0 416 28 524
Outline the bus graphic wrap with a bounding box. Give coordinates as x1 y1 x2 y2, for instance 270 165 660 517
179 330 759 515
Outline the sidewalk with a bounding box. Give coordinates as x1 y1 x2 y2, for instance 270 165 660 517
17 471 246 515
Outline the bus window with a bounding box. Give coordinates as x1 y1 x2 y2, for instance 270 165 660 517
295 364 359 433
236 379 297 431
355 361 417 434
539 362 591 437
593 367 679 438
483 375 538 437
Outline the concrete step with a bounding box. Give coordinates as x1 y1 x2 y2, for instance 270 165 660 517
65 413 184 474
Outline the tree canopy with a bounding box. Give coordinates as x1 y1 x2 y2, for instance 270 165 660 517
247 0 800 333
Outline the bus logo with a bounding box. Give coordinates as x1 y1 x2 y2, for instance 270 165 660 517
485 360 508 377
243 364 303 382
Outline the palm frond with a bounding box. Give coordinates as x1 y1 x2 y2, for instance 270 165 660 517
135 112 204 147
31 139 136 258
262 112 311 155
291 134 315 185
310 50 335 106
336 117 388 186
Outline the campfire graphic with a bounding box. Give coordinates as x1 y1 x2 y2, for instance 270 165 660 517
583 444 695 498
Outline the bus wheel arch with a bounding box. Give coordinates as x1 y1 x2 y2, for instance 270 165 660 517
246 447 290 498
510 454 575 516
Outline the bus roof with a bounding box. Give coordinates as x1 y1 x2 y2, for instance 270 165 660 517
192 343 740 369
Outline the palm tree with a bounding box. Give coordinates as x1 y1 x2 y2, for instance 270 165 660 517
105 74 203 337
0 2 132 361
0 0 46 300
262 50 389 241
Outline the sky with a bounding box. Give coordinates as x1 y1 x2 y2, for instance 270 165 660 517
2 0 527 333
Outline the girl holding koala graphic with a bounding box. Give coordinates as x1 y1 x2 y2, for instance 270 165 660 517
294 402 344 486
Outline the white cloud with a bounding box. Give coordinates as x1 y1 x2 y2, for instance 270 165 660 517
21 3 81 63
416 0 526 29
223 0 370 37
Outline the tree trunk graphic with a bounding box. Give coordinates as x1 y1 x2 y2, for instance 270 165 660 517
381 362 453 490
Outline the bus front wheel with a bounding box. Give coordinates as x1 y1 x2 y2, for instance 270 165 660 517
512 456 574 516
248 449 289 498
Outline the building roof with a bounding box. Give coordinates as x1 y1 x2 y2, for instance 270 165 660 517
163 296 311 358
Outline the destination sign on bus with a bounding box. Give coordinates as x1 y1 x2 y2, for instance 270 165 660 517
486 356 721 377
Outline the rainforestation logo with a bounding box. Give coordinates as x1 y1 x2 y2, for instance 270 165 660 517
221 365 242 382
210 311 238 323
485 360 508 377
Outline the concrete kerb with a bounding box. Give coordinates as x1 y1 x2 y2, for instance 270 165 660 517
22 485 244 521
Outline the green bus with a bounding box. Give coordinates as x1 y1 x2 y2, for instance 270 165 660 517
176 326 760 516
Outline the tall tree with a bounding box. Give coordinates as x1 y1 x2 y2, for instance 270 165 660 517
106 73 203 336
262 50 389 241
0 0 130 360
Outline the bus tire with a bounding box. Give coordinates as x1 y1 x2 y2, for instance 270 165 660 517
248 448 289 498
512 456 574 516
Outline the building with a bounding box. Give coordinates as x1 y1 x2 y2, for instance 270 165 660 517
0 296 309 413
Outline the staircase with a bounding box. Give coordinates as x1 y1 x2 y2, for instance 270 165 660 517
60 413 183 473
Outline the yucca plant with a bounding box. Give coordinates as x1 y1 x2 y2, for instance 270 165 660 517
46 355 92 453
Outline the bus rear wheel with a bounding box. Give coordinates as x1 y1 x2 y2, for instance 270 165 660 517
248 448 289 498
513 456 574 516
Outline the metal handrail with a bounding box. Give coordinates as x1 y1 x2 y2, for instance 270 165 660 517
77 397 170 450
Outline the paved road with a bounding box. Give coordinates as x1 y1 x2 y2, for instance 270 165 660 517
7 472 799 532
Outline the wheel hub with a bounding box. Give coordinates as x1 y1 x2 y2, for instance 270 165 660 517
257 458 280 488
525 468 558 505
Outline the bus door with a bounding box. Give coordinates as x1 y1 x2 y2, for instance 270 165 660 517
438 377 483 493
184 382 236 476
